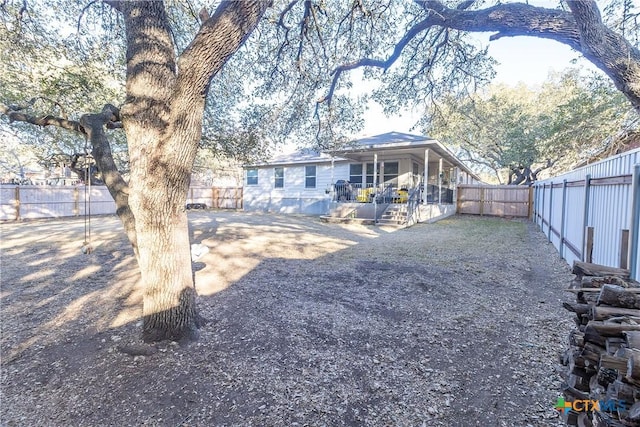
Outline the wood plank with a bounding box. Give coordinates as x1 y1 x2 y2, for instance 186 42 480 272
590 174 633 186
565 288 640 293
621 229 630 270
572 261 630 278
585 228 594 264
591 305 640 321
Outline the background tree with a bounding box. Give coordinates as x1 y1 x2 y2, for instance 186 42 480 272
428 70 634 184
0 127 39 183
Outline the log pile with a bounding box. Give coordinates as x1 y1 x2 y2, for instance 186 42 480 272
560 261 640 426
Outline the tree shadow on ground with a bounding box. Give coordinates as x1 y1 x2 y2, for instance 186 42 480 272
1 213 573 426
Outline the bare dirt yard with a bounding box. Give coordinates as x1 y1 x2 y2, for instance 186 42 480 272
1 212 573 426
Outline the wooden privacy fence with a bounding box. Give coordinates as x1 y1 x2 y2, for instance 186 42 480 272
0 185 243 221
0 185 116 221
187 186 243 210
456 184 533 218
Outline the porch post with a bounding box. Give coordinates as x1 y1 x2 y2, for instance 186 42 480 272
373 152 378 223
453 167 460 206
330 157 334 183
438 158 443 205
330 157 335 200
423 149 429 206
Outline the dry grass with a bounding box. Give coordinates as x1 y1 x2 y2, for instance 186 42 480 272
1 212 573 426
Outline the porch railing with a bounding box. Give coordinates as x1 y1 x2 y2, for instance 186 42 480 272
333 182 405 203
332 182 453 204
406 186 422 225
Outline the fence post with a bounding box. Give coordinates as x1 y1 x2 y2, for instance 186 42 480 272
531 185 536 222
479 186 484 216
560 180 567 258
14 186 20 220
586 227 595 264
540 184 545 230
582 174 592 262
547 181 553 241
621 230 630 270
630 165 640 280
528 186 534 219
74 186 79 217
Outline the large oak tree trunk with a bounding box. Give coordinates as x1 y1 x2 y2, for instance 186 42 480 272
114 0 269 342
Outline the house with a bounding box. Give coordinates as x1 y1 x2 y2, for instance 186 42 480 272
242 132 481 225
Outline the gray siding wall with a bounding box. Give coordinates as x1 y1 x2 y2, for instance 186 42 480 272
243 162 349 215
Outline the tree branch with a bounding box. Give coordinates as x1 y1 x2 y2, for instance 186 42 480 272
319 16 439 107
79 104 138 255
412 0 640 111
568 0 640 111
319 0 582 109
177 1 271 100
415 0 581 49
1 100 137 251
1 103 85 134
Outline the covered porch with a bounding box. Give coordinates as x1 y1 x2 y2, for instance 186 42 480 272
324 133 479 225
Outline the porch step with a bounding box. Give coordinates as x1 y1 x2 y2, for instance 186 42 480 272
378 204 408 225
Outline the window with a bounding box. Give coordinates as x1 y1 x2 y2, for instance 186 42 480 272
305 165 316 188
274 167 284 188
384 161 399 186
349 164 363 185
366 163 380 185
246 169 258 186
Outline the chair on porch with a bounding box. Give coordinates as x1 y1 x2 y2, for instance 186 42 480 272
392 188 408 203
356 187 375 203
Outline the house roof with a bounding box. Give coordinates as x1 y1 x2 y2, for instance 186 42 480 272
333 132 479 179
341 131 436 149
245 132 479 180
249 149 340 167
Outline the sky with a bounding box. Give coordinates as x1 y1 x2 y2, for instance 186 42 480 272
359 24 604 137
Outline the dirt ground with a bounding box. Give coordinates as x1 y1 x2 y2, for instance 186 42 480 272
1 212 574 426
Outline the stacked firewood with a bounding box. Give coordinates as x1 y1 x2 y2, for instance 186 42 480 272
560 261 640 426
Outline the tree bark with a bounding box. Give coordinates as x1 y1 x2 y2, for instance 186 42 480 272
567 1 640 112
115 0 270 342
597 284 640 309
